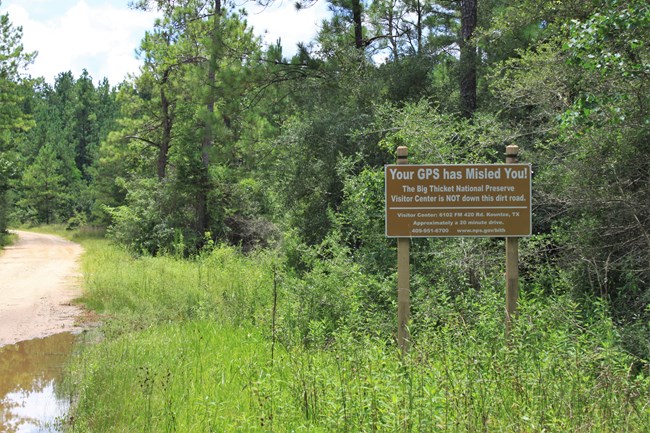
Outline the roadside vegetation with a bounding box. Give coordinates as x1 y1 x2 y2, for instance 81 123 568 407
0 231 15 248
57 234 650 432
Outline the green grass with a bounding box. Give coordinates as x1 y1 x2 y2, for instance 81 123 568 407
77 239 275 333
67 322 277 432
60 231 650 432
66 317 650 432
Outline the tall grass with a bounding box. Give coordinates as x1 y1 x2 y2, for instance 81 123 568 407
62 237 650 432
67 322 279 432
78 240 275 332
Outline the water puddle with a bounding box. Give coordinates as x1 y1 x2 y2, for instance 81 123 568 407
0 333 76 433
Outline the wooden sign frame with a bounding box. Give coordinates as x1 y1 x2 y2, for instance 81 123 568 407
385 163 532 238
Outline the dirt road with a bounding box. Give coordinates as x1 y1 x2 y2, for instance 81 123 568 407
0 230 84 347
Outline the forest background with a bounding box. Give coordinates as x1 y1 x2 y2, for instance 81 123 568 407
0 0 649 429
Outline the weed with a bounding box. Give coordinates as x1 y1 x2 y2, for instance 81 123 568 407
61 235 650 432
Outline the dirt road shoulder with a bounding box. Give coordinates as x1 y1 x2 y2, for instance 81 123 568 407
0 230 84 347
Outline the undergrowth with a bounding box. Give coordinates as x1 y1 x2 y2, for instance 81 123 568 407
61 236 650 432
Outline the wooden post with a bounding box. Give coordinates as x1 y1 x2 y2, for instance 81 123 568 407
505 145 520 338
396 146 410 353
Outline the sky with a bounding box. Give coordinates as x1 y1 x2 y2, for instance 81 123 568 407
0 0 330 85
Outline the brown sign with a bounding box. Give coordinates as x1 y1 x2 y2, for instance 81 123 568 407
385 164 532 237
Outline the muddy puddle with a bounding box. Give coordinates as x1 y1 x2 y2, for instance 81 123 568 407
0 333 76 433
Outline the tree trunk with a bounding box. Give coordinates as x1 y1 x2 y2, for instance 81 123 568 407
197 0 222 236
415 0 423 55
158 68 172 180
352 0 363 49
388 5 398 60
459 0 477 117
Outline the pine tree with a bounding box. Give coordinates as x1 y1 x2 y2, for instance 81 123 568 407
0 9 35 232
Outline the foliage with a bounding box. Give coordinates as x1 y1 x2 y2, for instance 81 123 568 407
18 143 71 224
91 1 281 252
488 0 649 357
0 8 35 232
63 235 650 432
10 71 118 226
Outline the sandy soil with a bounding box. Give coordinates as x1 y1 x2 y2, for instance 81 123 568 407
0 230 84 347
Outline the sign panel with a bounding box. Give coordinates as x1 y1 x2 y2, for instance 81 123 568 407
385 164 532 237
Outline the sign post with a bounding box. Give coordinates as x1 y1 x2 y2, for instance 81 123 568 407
505 145 520 338
396 146 410 353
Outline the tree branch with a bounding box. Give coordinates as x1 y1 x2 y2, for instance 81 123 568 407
124 135 160 149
